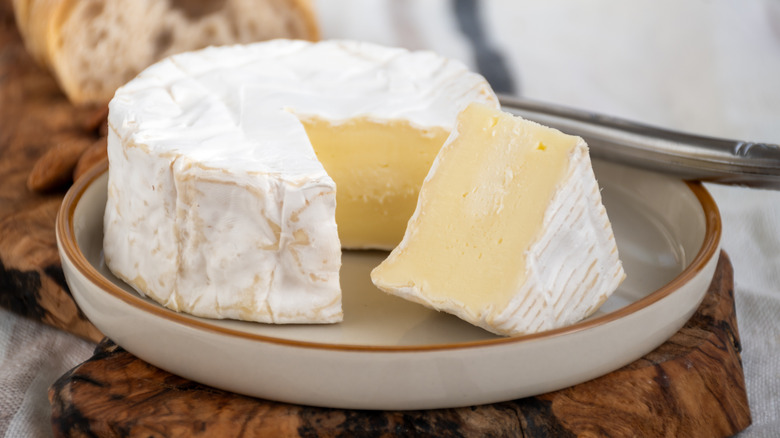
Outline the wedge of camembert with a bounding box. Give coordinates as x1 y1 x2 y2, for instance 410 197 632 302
104 39 497 324
371 103 626 336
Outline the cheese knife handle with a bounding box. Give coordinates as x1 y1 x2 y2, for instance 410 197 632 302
500 94 780 189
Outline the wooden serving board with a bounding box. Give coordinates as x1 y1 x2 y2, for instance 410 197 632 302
48 253 750 437
0 1 751 436
0 0 103 342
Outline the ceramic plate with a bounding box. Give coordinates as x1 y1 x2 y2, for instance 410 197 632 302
57 158 721 410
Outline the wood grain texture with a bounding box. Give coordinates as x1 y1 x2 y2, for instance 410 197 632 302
0 1 752 434
0 0 103 341
49 253 750 438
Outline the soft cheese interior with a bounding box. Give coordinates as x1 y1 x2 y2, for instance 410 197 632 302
301 117 449 248
371 103 626 336
104 40 497 324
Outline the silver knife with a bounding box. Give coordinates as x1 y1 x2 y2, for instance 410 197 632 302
500 94 780 189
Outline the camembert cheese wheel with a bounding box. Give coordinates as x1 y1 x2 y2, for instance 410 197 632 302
371 103 626 336
104 39 498 324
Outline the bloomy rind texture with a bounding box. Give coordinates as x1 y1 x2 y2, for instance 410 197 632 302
12 0 319 104
103 124 343 324
488 142 624 335
105 39 497 324
372 116 625 336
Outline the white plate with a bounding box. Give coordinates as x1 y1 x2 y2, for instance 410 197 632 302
57 159 721 410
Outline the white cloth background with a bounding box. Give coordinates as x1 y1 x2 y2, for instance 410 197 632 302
1 0 778 436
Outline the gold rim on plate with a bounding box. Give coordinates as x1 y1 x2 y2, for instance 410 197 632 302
57 159 722 352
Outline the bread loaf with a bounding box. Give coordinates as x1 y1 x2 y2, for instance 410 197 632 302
12 0 319 105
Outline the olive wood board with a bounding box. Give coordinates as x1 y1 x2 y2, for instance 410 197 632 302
49 253 750 437
0 1 751 436
0 0 104 341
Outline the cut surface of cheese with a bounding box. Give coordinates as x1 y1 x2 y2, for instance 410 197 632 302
104 39 497 324
300 116 450 249
371 103 626 336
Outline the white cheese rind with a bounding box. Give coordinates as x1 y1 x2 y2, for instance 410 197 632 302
377 135 625 336
489 143 624 335
104 123 342 324
104 39 496 324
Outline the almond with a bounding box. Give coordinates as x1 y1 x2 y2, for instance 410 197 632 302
73 136 108 182
78 104 109 134
27 135 93 192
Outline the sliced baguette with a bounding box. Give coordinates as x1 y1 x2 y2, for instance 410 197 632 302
12 0 319 105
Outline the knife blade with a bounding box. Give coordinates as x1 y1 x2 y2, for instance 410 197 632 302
500 94 780 189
